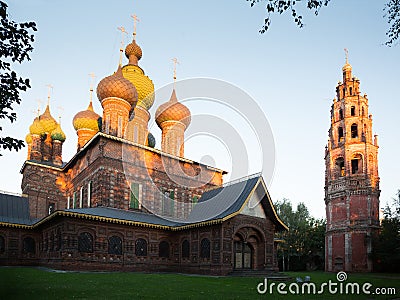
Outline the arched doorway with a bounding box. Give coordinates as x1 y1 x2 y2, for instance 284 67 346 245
234 241 253 269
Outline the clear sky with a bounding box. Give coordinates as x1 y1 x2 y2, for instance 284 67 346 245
2 1 399 219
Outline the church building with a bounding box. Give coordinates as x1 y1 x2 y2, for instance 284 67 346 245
324 53 380 272
0 21 287 275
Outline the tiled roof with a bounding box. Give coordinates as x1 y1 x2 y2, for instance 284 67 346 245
185 176 260 224
66 207 181 227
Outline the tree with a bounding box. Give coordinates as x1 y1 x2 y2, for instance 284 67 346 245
247 0 400 46
0 1 37 156
372 190 400 272
274 198 326 271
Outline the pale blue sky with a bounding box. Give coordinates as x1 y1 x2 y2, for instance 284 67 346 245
2 1 399 218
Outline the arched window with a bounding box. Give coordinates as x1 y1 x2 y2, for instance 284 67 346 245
338 127 344 142
200 238 210 259
335 158 345 177
339 109 343 120
135 238 147 256
0 235 5 253
108 236 122 255
349 87 353 95
351 123 358 138
351 154 363 175
362 107 365 116
23 237 35 254
182 240 190 258
351 106 356 116
159 241 170 258
78 232 93 253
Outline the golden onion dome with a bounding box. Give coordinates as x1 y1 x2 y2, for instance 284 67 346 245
51 122 66 142
96 65 138 106
125 39 142 64
29 117 45 135
39 105 58 133
342 62 352 72
122 65 155 110
25 133 32 144
73 101 100 131
155 89 191 128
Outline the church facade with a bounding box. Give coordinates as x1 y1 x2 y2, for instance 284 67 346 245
324 56 380 272
0 27 287 275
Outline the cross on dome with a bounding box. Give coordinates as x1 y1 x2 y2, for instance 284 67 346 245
131 14 140 40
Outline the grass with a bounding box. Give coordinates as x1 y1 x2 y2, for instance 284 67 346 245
0 267 398 299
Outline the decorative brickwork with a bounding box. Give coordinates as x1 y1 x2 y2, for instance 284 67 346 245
324 60 380 272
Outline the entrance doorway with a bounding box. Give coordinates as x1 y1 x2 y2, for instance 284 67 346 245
234 241 253 269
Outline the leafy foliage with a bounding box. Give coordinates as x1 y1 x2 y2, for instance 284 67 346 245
385 0 400 46
248 0 400 46
373 190 400 272
0 1 37 155
247 0 331 33
274 198 326 271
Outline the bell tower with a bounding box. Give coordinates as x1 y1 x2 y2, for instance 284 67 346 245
324 51 380 272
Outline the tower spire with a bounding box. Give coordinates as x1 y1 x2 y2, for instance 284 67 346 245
131 14 140 41
88 72 96 105
172 57 179 88
46 84 53 106
36 99 43 116
117 26 128 66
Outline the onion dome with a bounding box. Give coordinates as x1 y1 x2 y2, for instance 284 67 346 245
342 62 352 72
155 89 191 128
96 65 138 106
147 132 156 148
29 117 45 135
125 39 142 65
122 65 154 110
51 122 66 142
25 133 32 144
39 105 58 133
73 101 100 131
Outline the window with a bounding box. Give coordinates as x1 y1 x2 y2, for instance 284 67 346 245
351 154 362 174
162 190 174 216
79 187 84 208
351 106 356 116
87 181 92 207
182 240 190 258
339 109 343 120
105 115 110 134
108 236 122 255
67 196 70 209
351 123 358 138
78 232 93 253
117 116 123 137
135 238 147 256
133 126 138 143
349 87 353 95
23 237 35 254
338 127 344 143
343 87 346 97
351 159 359 174
73 192 77 209
336 158 345 177
362 107 365 116
200 238 210 259
130 182 140 209
159 241 170 258
48 203 55 215
0 235 5 253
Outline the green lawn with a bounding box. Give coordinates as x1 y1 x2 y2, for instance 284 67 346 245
0 267 398 299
